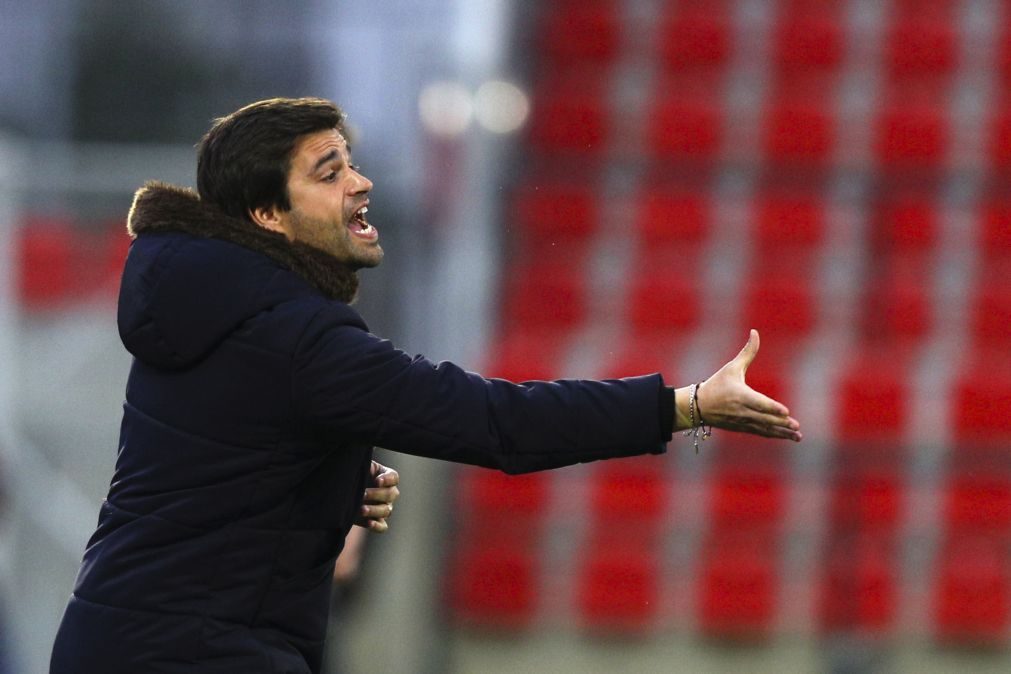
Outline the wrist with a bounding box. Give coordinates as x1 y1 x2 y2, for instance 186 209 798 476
674 385 693 431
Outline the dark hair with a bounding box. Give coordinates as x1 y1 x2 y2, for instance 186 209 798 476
197 97 345 221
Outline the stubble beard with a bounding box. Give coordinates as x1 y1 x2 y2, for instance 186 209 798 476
289 209 384 270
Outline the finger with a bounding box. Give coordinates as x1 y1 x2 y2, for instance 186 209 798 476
741 387 790 417
363 485 400 504
368 518 389 533
745 410 800 432
375 468 399 487
360 502 395 519
746 420 803 442
731 329 761 375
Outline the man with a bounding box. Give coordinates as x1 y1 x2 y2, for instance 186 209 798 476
51 98 800 674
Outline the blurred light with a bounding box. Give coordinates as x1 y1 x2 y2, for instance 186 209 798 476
473 80 529 134
418 81 473 137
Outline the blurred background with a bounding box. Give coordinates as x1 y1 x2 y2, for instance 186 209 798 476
2 0 1011 672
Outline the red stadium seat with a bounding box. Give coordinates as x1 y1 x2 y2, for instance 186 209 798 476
588 458 671 532
646 82 723 164
17 216 76 308
709 457 787 534
761 93 836 168
577 535 661 632
634 182 712 249
979 197 1011 261
528 77 609 155
834 352 911 443
698 531 779 639
870 189 939 256
934 537 1010 646
943 464 1011 537
952 355 1011 444
884 18 957 83
771 9 845 77
740 272 817 347
658 2 733 74
627 272 702 337
459 468 550 521
819 535 898 634
873 98 949 173
986 109 1011 173
503 265 588 331
538 1 621 71
860 274 932 347
511 181 600 243
970 283 1011 351
447 540 540 630
752 187 827 252
828 451 905 535
484 329 568 382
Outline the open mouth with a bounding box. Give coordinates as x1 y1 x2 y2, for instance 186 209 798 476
348 205 378 240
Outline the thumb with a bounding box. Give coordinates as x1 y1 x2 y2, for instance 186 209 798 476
732 329 760 374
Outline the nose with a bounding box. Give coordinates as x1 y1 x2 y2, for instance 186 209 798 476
351 168 373 194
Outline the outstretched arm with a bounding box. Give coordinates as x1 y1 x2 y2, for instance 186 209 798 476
677 329 802 442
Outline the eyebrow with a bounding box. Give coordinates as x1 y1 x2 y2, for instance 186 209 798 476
310 149 340 175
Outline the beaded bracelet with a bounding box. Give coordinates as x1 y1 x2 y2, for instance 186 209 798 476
682 380 713 453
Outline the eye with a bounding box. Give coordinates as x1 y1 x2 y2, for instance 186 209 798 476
349 164 361 172
322 171 337 182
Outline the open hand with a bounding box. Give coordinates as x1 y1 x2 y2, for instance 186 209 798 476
355 460 400 533
687 330 802 442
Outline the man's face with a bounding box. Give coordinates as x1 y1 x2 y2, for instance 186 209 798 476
279 128 383 268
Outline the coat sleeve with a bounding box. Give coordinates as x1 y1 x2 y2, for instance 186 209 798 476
291 304 669 474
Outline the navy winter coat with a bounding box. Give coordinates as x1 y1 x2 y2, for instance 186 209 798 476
51 183 672 673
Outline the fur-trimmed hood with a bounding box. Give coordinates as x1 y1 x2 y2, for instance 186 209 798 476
118 182 362 369
127 181 359 303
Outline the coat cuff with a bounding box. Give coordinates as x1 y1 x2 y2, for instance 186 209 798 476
660 384 675 442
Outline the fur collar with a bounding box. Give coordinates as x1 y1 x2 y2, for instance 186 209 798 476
126 181 359 303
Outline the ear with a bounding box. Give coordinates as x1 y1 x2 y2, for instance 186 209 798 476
248 204 292 239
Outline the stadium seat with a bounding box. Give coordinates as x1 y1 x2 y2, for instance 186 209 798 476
979 196 1011 262
873 98 949 173
634 181 712 249
859 274 932 347
588 458 671 532
761 92 836 168
739 272 817 347
833 351 911 443
627 271 702 337
969 283 1011 351
646 82 723 164
943 463 1011 537
986 109 1011 173
459 468 550 521
511 180 600 243
934 537 1010 646
828 450 905 535
447 540 540 630
658 2 732 74
503 264 588 331
484 329 568 382
528 76 609 156
771 8 845 77
17 216 76 308
538 1 621 71
752 187 827 253
577 535 661 632
707 439 789 532
819 534 898 634
883 18 957 83
952 355 1011 445
698 531 779 639
870 189 939 257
